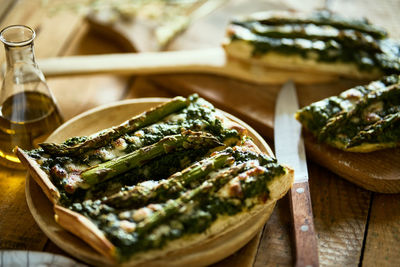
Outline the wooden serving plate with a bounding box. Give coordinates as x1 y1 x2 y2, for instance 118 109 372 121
25 98 279 266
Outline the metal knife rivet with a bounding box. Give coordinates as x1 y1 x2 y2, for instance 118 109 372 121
300 225 309 232
296 187 305 194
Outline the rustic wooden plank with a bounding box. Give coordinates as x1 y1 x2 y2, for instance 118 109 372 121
362 194 400 267
310 163 371 266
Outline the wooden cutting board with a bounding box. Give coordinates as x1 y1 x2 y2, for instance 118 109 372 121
87 0 400 193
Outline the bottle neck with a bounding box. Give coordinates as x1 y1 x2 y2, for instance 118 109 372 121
4 42 36 68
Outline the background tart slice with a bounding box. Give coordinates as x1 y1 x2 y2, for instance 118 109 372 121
296 75 400 152
223 10 400 79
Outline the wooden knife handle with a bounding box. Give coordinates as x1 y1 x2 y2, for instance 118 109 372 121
289 182 319 267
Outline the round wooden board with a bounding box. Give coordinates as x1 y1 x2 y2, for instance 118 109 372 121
25 98 275 266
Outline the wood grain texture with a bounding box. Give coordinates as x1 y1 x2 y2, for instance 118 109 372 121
309 163 371 266
362 194 400 267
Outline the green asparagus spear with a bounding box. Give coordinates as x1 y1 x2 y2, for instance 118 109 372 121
78 131 223 189
135 164 265 234
104 151 234 209
348 112 400 149
39 96 188 156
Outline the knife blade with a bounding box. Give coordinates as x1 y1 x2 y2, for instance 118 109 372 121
274 80 319 267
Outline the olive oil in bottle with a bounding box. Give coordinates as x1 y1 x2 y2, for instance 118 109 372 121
0 92 63 168
0 25 63 169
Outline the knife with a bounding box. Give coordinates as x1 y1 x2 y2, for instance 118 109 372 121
274 80 319 267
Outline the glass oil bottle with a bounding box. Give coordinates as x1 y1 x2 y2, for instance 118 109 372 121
0 25 63 169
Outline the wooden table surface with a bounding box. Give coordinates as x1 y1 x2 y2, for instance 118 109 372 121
1 0 400 266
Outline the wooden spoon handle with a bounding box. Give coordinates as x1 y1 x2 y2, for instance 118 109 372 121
37 48 225 76
289 182 319 267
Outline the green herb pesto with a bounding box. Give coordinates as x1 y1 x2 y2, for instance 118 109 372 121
67 148 285 261
296 75 400 151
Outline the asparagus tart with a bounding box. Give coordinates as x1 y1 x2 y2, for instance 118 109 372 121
16 95 293 265
224 10 400 79
296 75 400 152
